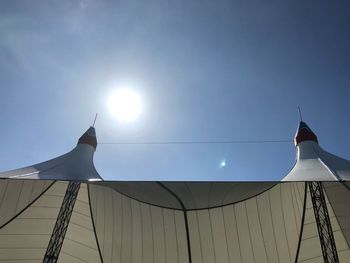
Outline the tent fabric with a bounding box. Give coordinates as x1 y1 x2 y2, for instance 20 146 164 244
1 122 349 182
0 153 70 179
294 121 318 145
323 182 350 248
282 121 350 181
89 183 189 263
101 182 276 210
0 122 349 262
0 179 53 227
0 181 102 263
296 183 350 262
1 180 349 263
59 183 102 263
282 140 350 181
183 182 304 263
0 127 102 181
0 181 66 262
0 144 101 181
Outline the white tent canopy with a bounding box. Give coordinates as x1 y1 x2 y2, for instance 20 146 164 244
283 121 350 181
0 121 349 262
0 180 349 262
0 127 102 181
1 121 349 182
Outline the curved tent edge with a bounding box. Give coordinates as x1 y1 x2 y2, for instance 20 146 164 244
92 181 278 211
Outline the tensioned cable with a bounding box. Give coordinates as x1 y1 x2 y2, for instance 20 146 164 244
99 139 292 145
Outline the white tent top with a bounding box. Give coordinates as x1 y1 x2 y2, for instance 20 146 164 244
0 122 349 262
283 121 350 181
0 121 349 181
0 126 102 181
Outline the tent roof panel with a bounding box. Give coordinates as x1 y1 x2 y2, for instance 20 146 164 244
98 182 276 210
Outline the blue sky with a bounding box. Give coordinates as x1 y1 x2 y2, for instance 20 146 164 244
0 0 349 180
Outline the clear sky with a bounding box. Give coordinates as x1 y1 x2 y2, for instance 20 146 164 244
0 0 349 181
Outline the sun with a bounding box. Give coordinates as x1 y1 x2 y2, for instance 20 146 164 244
108 88 143 122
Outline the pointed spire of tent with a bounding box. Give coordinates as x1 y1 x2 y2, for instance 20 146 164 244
283 120 350 181
0 126 103 181
78 126 97 150
295 121 318 145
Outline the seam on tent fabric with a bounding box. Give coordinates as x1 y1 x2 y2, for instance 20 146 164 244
157 182 193 263
113 191 122 262
102 186 106 259
195 211 204 263
341 181 350 191
106 183 277 211
294 182 308 263
280 184 292 262
87 184 104 263
0 180 9 210
0 180 56 230
60 250 90 262
27 180 35 208
119 195 125 263
221 207 231 263
269 187 281 262
130 197 134 262
290 184 300 243
172 210 180 263
149 204 155 263
256 197 269 262
111 188 116 261
233 205 243 263
64 236 100 251
208 210 217 263
13 180 24 214
244 202 257 263
161 209 168 262
139 201 144 262
295 183 304 217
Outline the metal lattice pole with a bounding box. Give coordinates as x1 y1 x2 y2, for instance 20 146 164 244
43 182 81 263
308 182 339 263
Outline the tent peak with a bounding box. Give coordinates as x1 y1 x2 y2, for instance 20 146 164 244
295 121 318 146
77 126 97 150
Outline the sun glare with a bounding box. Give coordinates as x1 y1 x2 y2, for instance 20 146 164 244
108 88 143 122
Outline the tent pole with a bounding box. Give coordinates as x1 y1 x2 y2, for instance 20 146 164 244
43 181 81 263
308 182 339 263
